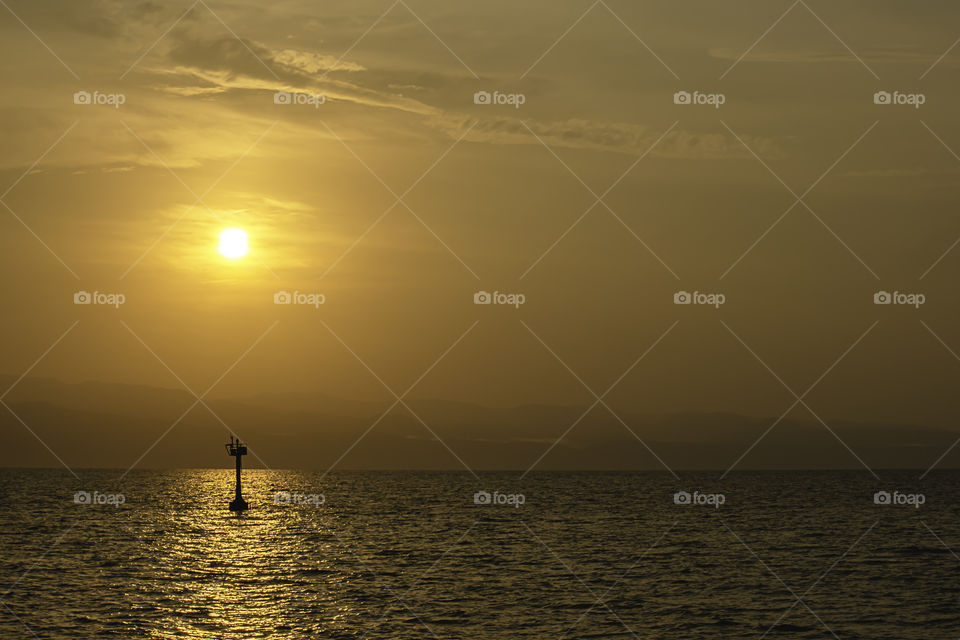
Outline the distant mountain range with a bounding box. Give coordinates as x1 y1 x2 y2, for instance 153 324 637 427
1 375 958 471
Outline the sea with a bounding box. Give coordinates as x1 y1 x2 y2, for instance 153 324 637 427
0 470 958 639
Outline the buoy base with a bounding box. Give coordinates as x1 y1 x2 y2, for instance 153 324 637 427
229 498 248 512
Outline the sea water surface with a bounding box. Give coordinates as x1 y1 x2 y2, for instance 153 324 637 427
1 470 958 639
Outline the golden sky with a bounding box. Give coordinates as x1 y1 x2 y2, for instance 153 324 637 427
2 0 960 430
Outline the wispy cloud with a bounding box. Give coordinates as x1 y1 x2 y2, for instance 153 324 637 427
437 116 780 159
709 46 955 66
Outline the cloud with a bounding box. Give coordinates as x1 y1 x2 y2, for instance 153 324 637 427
129 25 768 162
271 49 365 74
437 116 780 159
843 167 958 178
144 34 441 116
708 46 954 66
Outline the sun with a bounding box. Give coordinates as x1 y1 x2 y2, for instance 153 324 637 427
218 228 249 259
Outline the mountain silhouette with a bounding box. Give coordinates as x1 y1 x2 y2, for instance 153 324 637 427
1 375 958 471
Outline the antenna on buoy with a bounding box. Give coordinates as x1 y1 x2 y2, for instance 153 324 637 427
225 435 249 512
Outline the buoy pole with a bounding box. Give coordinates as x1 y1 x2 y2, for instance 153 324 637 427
226 436 249 512
234 449 243 500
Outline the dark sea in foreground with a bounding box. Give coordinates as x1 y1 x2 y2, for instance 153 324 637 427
1 470 958 639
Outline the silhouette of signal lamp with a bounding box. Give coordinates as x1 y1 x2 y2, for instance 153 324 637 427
225 436 249 512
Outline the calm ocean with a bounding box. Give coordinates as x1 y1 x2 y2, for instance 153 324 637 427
1 470 957 639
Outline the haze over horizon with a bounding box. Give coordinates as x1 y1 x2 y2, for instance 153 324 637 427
2 372 959 472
